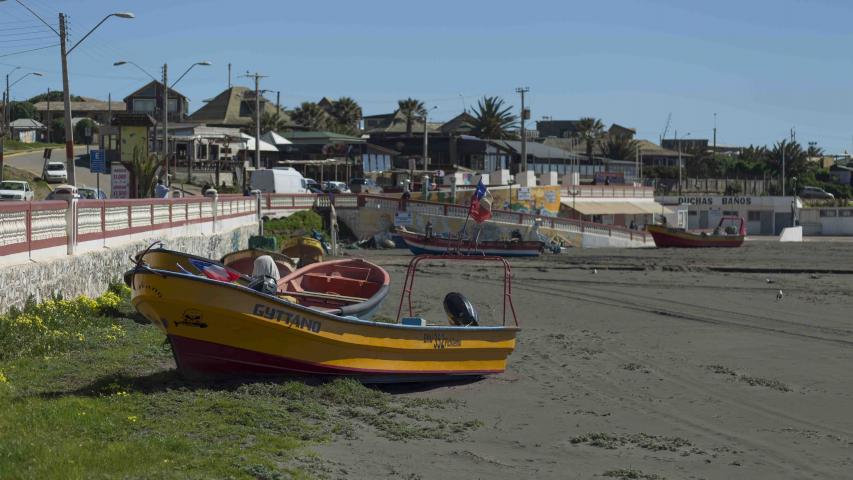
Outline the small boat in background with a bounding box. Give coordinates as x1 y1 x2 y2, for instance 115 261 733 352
398 229 543 257
222 249 295 277
281 236 325 265
647 216 746 248
277 258 390 319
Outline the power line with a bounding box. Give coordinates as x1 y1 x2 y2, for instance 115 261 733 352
0 44 57 58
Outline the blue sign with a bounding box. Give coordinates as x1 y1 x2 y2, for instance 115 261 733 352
89 149 106 174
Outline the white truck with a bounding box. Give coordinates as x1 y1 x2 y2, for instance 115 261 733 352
250 168 309 194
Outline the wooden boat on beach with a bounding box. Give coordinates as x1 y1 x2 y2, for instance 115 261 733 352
221 248 295 277
277 258 390 319
647 216 746 248
125 253 519 383
281 236 325 265
398 229 543 257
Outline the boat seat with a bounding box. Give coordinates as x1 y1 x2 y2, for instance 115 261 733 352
301 273 380 297
285 290 368 303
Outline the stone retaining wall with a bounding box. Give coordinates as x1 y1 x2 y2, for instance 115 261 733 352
0 224 257 313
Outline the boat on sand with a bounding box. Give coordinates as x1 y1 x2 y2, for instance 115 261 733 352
647 216 746 248
398 229 543 257
221 248 295 277
125 253 519 383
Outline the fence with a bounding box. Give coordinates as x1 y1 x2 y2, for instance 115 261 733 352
1 191 649 261
348 194 649 243
0 195 258 261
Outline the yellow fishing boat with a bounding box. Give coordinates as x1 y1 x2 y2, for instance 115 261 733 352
125 253 519 383
281 236 325 265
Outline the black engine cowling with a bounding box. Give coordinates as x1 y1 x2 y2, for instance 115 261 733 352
443 292 479 327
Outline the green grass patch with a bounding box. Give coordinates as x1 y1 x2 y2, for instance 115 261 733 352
0 285 480 479
571 432 696 454
2 139 64 154
603 468 666 480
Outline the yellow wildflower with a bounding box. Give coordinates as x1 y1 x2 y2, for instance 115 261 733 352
127 415 138 422
0 371 8 383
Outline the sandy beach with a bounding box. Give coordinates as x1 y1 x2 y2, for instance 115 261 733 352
312 243 853 479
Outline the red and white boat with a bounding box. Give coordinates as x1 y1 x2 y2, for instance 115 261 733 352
277 258 391 319
398 230 543 257
646 216 746 248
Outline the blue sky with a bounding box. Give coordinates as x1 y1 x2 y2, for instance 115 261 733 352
2 0 853 152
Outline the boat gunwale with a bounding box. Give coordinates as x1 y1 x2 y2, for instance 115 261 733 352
128 266 521 333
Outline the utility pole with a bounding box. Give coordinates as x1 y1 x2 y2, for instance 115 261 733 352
241 71 266 169
107 92 111 126
676 129 682 196
46 88 51 142
162 63 169 185
228 63 231 89
782 138 786 197
276 91 280 115
516 87 530 172
712 113 717 160
254 75 260 169
59 13 76 185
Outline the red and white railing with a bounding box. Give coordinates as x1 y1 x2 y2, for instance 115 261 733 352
0 194 258 260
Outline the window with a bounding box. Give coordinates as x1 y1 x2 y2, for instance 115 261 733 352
820 209 837 217
747 211 761 221
723 210 738 216
133 98 156 113
688 210 697 216
197 144 208 159
168 98 179 113
840 209 853 217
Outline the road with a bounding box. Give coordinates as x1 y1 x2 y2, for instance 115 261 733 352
5 146 111 196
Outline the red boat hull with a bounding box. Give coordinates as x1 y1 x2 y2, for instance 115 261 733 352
399 231 542 257
646 225 744 248
168 335 497 383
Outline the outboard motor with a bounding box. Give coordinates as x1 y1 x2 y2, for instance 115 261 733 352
443 292 479 327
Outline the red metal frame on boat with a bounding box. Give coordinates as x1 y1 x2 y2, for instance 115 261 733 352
395 254 519 327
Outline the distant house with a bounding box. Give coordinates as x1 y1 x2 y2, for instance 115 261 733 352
536 120 583 138
124 81 189 123
188 86 290 129
364 109 440 137
608 124 636 138
8 118 45 143
661 138 709 153
33 96 125 127
635 140 690 168
829 164 853 185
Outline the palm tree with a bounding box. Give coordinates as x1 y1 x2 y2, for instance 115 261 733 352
576 117 604 164
397 98 426 136
291 102 329 130
132 147 161 198
470 96 517 139
600 134 638 161
332 97 362 131
245 111 288 135
806 142 824 158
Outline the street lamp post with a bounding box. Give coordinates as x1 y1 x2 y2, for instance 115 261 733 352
1 1 134 186
1 69 42 182
422 105 437 171
115 60 210 186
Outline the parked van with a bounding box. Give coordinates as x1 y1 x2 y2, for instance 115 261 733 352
250 168 309 194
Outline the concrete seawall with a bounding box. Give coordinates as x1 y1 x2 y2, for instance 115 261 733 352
0 224 257 313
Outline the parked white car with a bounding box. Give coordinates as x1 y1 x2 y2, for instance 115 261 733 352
45 184 79 201
0 180 35 201
43 162 68 183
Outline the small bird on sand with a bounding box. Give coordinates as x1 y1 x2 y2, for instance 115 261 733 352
592 268 598 275
765 278 774 284
776 290 784 301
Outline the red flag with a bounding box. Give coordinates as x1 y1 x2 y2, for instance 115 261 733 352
468 180 492 224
